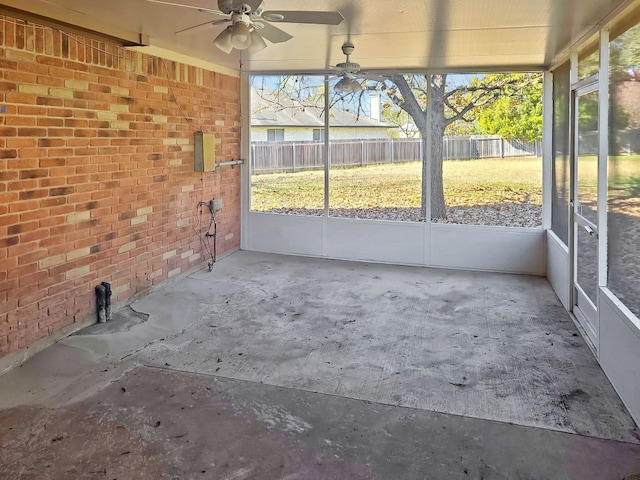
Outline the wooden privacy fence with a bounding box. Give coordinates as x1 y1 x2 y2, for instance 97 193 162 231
579 129 640 155
251 136 542 173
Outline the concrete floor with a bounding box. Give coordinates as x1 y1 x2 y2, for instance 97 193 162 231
1 251 639 479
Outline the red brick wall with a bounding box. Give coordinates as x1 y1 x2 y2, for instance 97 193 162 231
0 15 241 358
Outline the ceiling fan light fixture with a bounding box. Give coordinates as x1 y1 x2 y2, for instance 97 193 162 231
230 16 252 49
248 29 267 53
214 26 234 53
335 77 362 93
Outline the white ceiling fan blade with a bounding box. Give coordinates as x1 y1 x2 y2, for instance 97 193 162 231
175 19 229 34
253 21 293 44
359 73 387 82
262 11 344 25
146 0 225 15
217 0 233 14
241 0 265 13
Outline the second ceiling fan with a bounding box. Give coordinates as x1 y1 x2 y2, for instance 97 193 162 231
332 42 385 93
147 0 344 53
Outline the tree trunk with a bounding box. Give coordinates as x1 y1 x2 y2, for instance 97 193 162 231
421 136 428 220
430 121 446 220
388 74 447 220
429 76 447 220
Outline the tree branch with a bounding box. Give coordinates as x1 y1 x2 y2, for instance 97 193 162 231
386 74 427 130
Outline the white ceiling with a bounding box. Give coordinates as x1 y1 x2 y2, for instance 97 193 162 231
0 0 633 73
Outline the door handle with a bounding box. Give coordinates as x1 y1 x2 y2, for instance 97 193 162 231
584 225 596 236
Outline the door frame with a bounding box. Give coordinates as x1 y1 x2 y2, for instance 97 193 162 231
569 76 600 350
568 30 610 356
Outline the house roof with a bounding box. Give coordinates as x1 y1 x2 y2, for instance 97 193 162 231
250 88 393 129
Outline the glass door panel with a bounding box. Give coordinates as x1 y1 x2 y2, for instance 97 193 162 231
573 87 599 346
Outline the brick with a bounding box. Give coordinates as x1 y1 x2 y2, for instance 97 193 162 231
131 214 147 226
118 241 136 254
64 79 89 90
65 265 90 280
136 206 153 216
19 270 48 288
0 126 17 137
38 117 64 127
111 86 130 96
149 269 163 280
18 189 47 200
168 267 181 278
0 59 18 70
19 106 47 116
162 250 176 261
48 88 74 98
17 128 47 137
18 84 49 96
66 211 91 224
6 116 37 127
66 247 90 261
96 111 118 121
5 49 36 62
50 187 74 197
112 283 130 295
109 104 129 112
0 149 18 159
36 97 63 107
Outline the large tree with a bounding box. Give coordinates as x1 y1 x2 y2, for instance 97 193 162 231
369 73 541 219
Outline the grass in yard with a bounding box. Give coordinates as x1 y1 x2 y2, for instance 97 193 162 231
250 157 543 211
609 155 640 198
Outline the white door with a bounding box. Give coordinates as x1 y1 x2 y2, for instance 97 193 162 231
572 84 599 348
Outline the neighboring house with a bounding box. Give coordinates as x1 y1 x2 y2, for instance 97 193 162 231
250 87 395 141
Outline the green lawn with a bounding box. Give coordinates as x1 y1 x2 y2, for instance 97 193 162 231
251 158 543 211
609 155 640 198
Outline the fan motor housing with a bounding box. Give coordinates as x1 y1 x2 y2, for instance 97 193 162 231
336 61 360 74
341 43 355 55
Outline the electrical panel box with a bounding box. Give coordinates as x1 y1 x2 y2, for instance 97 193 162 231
194 132 216 172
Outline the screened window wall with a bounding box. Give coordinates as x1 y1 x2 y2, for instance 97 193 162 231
328 75 424 222
551 62 571 245
577 40 600 81
250 75 325 215
547 13 640 322
430 73 543 227
607 20 640 319
250 73 543 227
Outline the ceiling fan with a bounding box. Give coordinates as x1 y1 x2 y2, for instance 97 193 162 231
331 42 385 93
146 0 344 54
